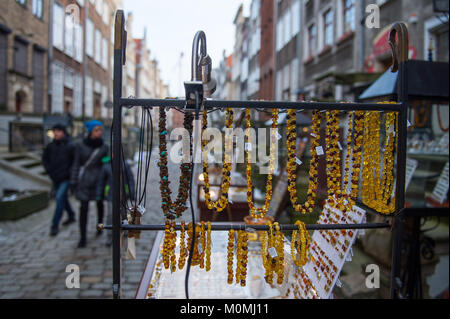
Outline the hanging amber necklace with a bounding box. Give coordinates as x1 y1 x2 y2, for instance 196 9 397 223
362 108 398 214
158 108 193 219
338 111 364 212
201 108 233 213
286 110 323 214
245 108 279 219
290 220 310 267
325 110 341 208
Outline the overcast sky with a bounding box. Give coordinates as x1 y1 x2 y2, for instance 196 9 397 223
123 0 251 97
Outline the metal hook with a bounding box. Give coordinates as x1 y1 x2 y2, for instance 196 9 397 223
389 22 409 72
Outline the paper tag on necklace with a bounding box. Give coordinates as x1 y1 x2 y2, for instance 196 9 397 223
337 142 343 151
316 146 324 156
276 132 282 140
268 247 278 258
336 278 343 288
407 120 412 127
388 124 394 134
198 243 203 255
245 143 252 151
295 157 303 166
310 133 317 138
345 253 353 262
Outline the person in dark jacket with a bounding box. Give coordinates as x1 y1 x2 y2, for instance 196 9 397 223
96 155 135 246
71 120 109 248
42 124 76 236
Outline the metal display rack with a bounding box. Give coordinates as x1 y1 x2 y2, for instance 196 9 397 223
109 10 413 299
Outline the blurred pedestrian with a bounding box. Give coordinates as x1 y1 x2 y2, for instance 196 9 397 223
71 120 108 248
42 124 76 236
96 155 135 246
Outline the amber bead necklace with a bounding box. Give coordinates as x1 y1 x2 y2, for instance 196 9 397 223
158 108 193 219
245 108 279 219
290 220 310 267
201 108 234 213
362 108 398 214
286 110 323 214
325 110 342 208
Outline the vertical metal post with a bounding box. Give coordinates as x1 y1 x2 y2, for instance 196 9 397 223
389 22 410 299
112 10 125 299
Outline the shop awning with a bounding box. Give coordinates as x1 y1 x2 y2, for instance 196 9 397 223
359 60 449 101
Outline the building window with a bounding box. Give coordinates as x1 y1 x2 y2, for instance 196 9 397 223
95 29 102 64
14 38 28 74
0 32 8 107
16 0 27 7
86 19 94 57
343 0 355 33
323 9 333 47
33 48 44 113
53 3 64 50
32 0 43 18
307 24 316 57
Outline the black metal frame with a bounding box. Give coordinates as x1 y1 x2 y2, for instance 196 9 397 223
111 11 412 299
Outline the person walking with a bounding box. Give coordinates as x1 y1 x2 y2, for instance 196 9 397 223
71 120 108 248
96 155 135 246
42 124 76 236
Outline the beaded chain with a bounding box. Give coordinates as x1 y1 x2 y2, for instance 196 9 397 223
227 230 235 284
205 222 212 271
325 110 341 207
286 110 323 214
235 230 249 286
158 108 193 219
260 222 285 285
274 222 285 285
201 109 234 213
245 108 279 219
178 221 187 270
346 111 365 210
199 222 206 269
290 220 310 267
362 108 398 214
162 220 177 271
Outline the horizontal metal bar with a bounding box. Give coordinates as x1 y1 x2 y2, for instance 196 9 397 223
120 98 402 111
100 222 391 231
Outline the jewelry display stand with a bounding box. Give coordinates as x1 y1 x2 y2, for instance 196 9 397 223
108 10 418 299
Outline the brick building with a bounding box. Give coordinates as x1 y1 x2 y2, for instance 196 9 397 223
259 0 275 101
0 0 49 114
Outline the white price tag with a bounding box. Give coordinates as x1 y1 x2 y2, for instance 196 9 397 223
310 133 317 138
388 124 394 134
276 132 282 140
336 278 343 288
268 247 278 258
245 143 252 151
407 120 412 127
337 142 343 151
198 243 203 255
316 146 324 156
295 157 303 166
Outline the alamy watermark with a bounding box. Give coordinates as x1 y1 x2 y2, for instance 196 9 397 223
165 120 279 175
65 264 80 289
365 264 380 289
365 4 381 29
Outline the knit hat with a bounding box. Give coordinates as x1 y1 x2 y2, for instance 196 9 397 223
84 120 103 134
52 123 67 133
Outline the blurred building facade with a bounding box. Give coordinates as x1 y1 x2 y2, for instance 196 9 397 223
0 0 169 149
0 0 50 115
221 0 449 102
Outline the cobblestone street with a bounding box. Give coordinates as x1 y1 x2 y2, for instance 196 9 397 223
0 149 194 299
